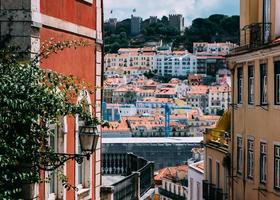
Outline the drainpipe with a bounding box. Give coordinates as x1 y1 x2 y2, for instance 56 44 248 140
230 65 236 200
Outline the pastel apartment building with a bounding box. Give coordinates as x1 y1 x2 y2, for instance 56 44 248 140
155 51 197 77
226 0 280 199
104 48 156 71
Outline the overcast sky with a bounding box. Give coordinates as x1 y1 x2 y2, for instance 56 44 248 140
104 0 240 25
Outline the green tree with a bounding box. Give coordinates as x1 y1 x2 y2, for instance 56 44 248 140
0 41 104 199
124 91 137 104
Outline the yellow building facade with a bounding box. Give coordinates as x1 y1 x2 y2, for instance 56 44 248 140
227 0 280 200
203 111 231 200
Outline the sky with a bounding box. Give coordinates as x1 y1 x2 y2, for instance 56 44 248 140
104 0 240 25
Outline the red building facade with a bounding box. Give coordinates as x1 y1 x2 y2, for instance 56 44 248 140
0 0 103 199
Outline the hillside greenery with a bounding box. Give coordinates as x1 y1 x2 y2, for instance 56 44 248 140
104 14 239 53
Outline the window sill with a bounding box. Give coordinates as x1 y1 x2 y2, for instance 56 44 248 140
246 177 254 183
79 0 93 4
48 193 56 200
77 187 90 199
273 188 280 197
247 104 254 109
273 105 280 110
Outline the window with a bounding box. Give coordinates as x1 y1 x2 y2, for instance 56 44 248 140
247 139 254 179
49 132 56 195
260 64 268 104
260 142 267 184
275 145 280 190
209 158 213 183
248 65 254 104
263 0 271 42
46 122 65 199
76 93 91 189
77 118 83 186
216 162 220 188
237 137 243 174
237 67 243 104
275 61 280 104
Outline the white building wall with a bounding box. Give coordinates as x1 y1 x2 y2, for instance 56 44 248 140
155 53 197 77
188 161 204 200
207 90 231 114
119 105 137 117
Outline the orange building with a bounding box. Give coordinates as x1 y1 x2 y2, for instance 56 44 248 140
0 0 103 199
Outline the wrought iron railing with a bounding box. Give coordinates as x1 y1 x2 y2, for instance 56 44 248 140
102 153 154 200
203 180 228 200
158 187 186 200
205 128 230 147
138 162 154 196
233 22 271 53
112 173 138 200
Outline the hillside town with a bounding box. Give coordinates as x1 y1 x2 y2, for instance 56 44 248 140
102 42 233 139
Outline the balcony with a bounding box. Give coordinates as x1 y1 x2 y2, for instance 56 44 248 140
232 22 271 53
204 110 231 149
204 128 230 148
101 153 154 200
158 187 186 200
203 180 228 200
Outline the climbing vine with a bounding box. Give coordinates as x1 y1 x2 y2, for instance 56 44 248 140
0 40 103 199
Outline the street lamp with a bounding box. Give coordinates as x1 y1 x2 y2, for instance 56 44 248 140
39 124 99 171
79 125 99 158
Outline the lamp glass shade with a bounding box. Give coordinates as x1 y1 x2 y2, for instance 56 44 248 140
79 126 99 154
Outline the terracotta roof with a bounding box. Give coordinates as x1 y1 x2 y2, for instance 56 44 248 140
209 84 230 93
154 165 188 184
189 161 204 174
102 120 130 132
188 85 208 95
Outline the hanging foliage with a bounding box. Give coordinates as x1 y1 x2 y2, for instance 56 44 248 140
0 40 103 199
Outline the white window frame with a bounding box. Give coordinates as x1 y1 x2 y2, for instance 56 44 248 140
274 145 280 190
260 142 267 184
237 68 243 104
237 136 243 174
276 74 280 104
76 90 92 193
247 139 254 179
262 75 268 104
248 66 254 104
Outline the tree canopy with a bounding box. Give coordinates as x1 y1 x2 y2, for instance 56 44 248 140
104 14 240 53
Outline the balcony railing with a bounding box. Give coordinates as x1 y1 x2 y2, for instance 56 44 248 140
102 153 154 200
203 180 228 200
233 22 271 53
158 187 186 200
204 128 230 148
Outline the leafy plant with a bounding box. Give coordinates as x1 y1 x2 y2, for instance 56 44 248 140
0 40 103 199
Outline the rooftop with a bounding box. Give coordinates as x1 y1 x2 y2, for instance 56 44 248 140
189 161 204 174
155 165 188 183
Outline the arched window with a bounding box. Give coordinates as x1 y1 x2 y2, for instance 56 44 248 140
76 90 92 190
46 117 67 199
